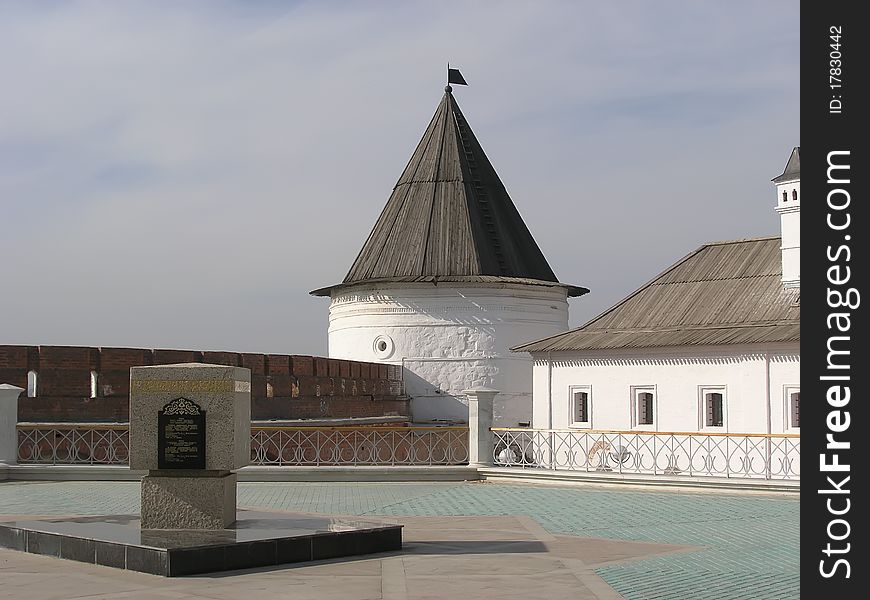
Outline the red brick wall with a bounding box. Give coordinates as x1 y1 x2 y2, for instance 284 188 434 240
0 345 406 423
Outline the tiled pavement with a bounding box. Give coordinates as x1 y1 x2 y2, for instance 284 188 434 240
0 481 799 599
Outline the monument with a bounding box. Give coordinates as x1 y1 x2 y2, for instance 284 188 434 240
129 363 250 529
0 363 402 576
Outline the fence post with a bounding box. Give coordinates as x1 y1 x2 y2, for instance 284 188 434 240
464 388 498 467
0 384 24 466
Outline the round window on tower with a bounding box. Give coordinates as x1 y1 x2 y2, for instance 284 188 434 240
372 335 395 359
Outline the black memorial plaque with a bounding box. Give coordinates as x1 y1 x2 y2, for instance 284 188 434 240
158 398 206 470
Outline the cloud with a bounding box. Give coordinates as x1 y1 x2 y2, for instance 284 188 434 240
0 1 799 354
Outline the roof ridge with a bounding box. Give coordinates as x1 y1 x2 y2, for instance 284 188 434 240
650 272 781 285
699 235 780 247
583 320 801 334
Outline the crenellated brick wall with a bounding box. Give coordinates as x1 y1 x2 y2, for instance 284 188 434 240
0 345 406 423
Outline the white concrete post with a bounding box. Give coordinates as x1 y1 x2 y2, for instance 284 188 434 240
464 388 498 467
0 384 24 465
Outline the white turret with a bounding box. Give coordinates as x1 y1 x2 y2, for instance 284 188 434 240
773 147 800 288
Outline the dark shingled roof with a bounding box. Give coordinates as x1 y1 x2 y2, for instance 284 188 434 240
311 88 586 297
772 147 800 183
513 237 800 352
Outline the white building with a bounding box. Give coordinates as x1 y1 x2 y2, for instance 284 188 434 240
312 86 586 426
516 148 801 436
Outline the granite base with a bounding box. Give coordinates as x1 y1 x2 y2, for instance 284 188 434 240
0 511 402 576
141 472 236 529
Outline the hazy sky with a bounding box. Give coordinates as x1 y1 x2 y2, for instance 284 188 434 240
0 1 799 356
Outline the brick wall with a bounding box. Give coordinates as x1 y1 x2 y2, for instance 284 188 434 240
0 345 406 423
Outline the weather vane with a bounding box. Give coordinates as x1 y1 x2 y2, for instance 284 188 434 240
446 64 467 93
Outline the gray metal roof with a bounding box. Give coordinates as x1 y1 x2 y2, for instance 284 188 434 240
514 237 800 352
772 147 800 183
311 88 585 297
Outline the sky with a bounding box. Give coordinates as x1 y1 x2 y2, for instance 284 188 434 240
0 0 799 356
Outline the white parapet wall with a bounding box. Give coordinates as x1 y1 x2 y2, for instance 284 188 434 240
328 282 569 426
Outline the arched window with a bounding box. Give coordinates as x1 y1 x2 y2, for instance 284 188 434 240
782 190 787 202
90 371 99 399
266 382 274 398
792 189 798 201
27 371 38 398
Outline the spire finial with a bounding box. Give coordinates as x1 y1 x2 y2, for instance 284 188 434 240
445 84 453 93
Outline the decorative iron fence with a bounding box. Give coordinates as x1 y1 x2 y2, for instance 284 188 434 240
16 424 469 467
251 426 469 466
17 424 130 465
491 428 800 480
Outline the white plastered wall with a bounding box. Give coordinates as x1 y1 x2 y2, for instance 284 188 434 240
328 283 569 426
530 343 800 434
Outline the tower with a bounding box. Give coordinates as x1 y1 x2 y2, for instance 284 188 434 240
312 84 587 425
772 147 800 288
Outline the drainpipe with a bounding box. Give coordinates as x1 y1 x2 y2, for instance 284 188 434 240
547 352 553 430
764 351 772 479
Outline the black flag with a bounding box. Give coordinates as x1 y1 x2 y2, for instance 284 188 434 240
447 68 467 85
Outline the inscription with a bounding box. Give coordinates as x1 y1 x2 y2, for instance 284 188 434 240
158 398 206 469
132 379 250 393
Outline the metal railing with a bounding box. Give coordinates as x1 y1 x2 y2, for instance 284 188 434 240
16 424 469 467
491 428 800 480
251 426 468 466
17 424 130 465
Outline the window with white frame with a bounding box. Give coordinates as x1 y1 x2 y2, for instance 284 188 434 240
568 385 591 428
785 386 800 431
90 371 99 399
700 386 726 429
631 386 655 428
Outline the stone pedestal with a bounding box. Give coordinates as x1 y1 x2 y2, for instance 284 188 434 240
129 363 250 530
0 384 24 466
141 472 237 529
464 388 498 468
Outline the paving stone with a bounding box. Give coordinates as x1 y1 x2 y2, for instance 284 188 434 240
0 480 799 599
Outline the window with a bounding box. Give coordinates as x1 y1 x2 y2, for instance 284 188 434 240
27 370 37 398
792 189 798 201
699 386 726 430
266 382 274 398
785 386 800 431
569 386 591 428
782 190 787 202
90 371 99 399
372 335 395 359
791 391 800 427
637 392 654 424
631 386 655 428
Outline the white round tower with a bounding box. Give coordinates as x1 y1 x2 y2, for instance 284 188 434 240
312 83 587 426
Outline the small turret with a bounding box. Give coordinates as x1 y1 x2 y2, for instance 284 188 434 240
773 147 800 288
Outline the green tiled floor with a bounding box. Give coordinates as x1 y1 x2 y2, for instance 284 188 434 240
0 481 798 599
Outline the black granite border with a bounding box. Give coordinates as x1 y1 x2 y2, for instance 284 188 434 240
0 521 402 577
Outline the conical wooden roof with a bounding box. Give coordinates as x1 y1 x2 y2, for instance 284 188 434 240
312 88 586 297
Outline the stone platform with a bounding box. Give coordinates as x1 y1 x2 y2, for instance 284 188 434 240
0 510 402 576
